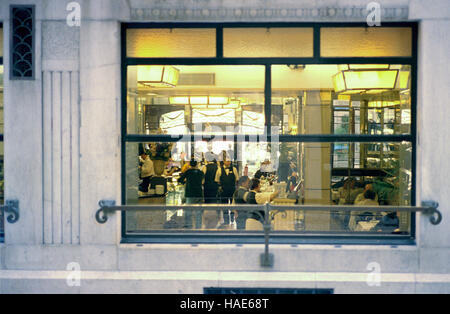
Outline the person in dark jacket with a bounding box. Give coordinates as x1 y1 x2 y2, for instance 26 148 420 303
202 159 219 204
178 159 204 229
215 159 239 226
232 176 250 229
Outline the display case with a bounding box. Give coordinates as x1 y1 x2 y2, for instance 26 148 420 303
330 85 412 232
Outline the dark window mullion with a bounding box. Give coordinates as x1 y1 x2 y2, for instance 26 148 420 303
125 57 414 66
124 134 279 143
278 134 413 143
265 65 271 136
121 23 128 238
216 27 223 58
313 25 321 60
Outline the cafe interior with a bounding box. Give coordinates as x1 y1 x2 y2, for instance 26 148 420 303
124 62 412 234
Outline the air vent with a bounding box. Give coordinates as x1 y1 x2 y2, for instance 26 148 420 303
178 73 215 86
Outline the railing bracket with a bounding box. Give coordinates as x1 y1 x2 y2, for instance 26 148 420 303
96 200 116 224
2 200 20 224
421 201 442 225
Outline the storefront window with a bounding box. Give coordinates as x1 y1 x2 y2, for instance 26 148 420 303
123 24 416 241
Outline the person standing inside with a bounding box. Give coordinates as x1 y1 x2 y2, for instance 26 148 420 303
202 158 219 204
178 159 205 229
215 159 239 226
138 151 155 193
232 176 250 230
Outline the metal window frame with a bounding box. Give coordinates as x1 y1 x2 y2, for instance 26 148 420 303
0 22 3 242
120 22 418 244
9 5 35 80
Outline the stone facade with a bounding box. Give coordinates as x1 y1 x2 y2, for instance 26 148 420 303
0 0 450 293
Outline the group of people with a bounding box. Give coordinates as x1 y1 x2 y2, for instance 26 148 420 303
177 156 279 230
333 177 399 232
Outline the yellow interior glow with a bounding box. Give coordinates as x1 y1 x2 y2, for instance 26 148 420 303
337 94 351 101
191 105 207 109
348 64 390 70
365 89 389 94
190 96 208 105
341 90 365 95
209 96 229 105
223 103 239 109
169 96 189 105
398 71 410 89
127 28 216 58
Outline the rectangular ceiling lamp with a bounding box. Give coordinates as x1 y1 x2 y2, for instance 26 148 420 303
334 69 398 93
344 70 398 90
138 66 180 87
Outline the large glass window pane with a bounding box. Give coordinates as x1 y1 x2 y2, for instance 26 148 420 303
223 28 313 58
321 27 412 57
126 28 216 58
273 141 412 233
271 64 411 135
125 140 276 233
127 65 265 135
124 140 411 235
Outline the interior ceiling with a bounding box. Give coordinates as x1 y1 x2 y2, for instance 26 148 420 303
131 64 339 95
131 64 408 98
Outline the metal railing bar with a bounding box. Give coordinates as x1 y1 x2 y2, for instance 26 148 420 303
96 199 441 268
96 200 441 224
